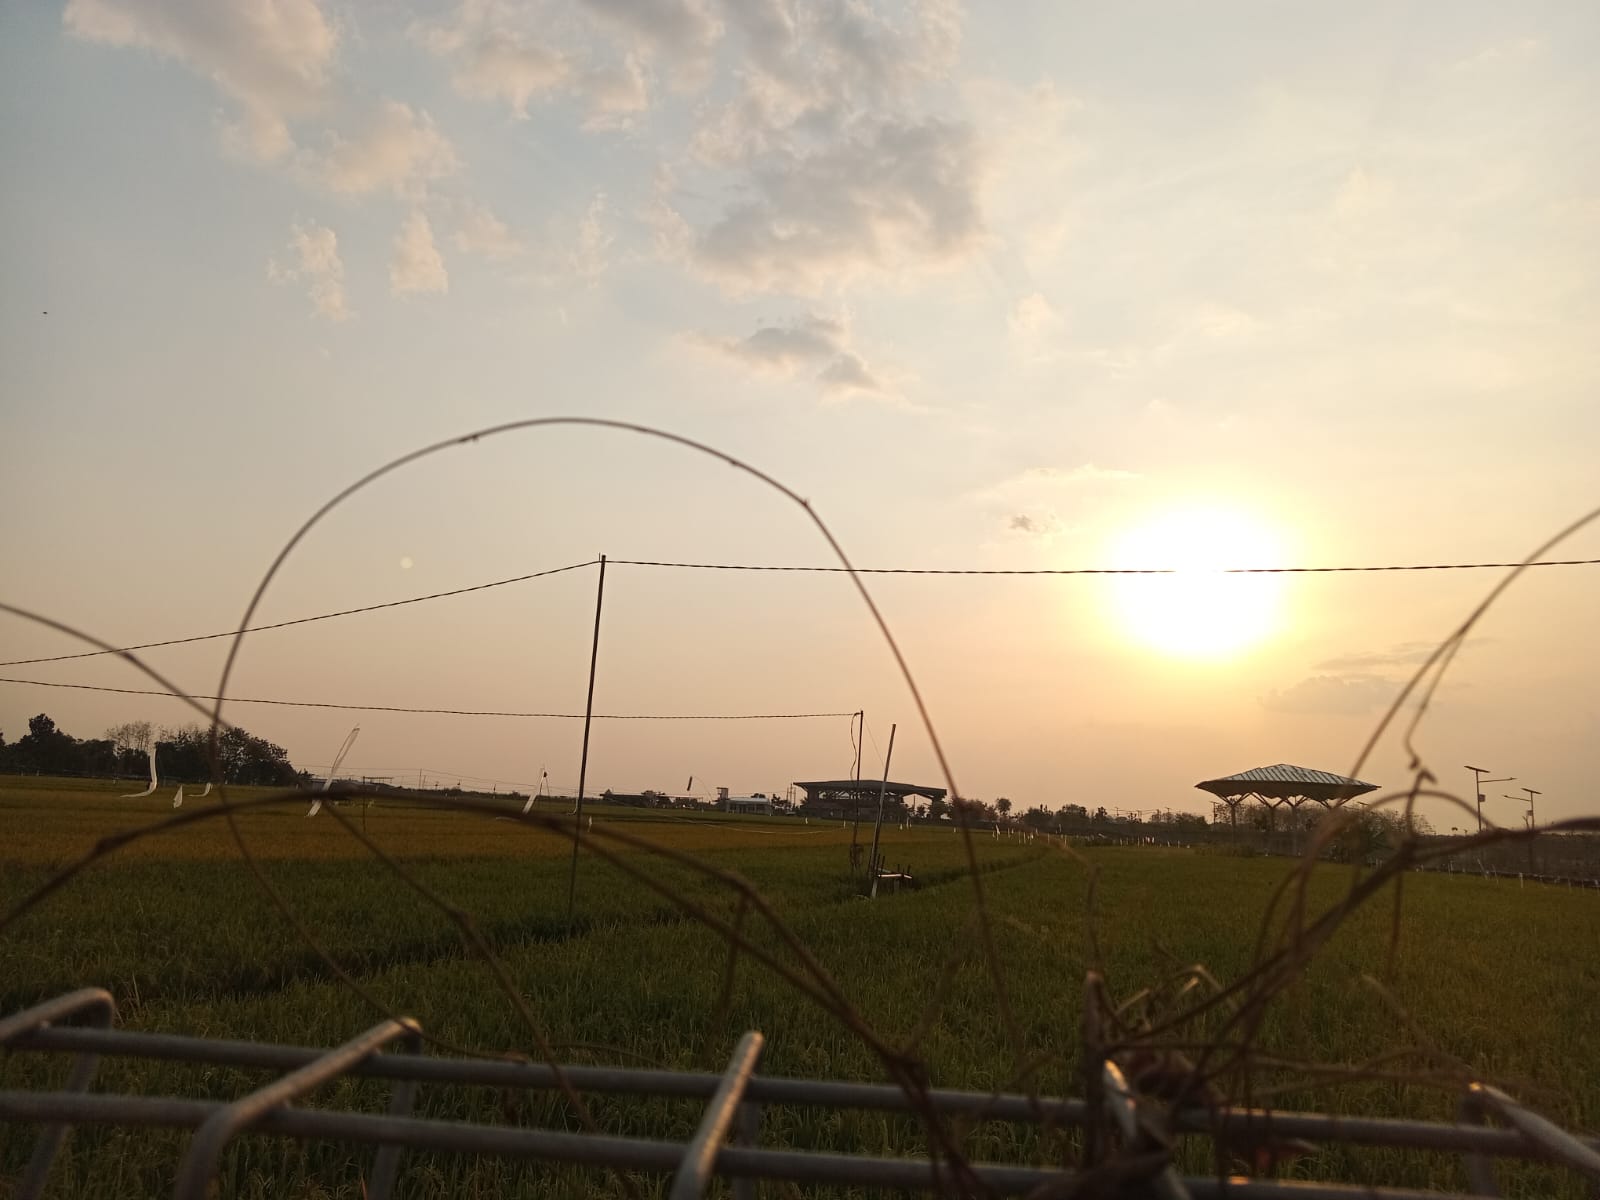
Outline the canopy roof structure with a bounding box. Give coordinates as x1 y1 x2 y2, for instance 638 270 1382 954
795 779 947 803
1195 763 1378 806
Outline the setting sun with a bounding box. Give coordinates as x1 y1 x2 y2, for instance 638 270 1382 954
1109 508 1287 659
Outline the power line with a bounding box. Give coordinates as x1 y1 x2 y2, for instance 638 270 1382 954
611 557 1600 576
0 676 853 721
6 553 1597 672
0 560 598 668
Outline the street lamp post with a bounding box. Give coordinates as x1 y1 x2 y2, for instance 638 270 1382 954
1465 766 1515 833
1506 787 1542 875
1512 786 1541 830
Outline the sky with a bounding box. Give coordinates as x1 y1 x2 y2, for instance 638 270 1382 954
1 0 1596 828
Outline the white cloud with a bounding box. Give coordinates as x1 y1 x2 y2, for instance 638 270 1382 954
702 312 882 395
578 55 649 126
453 202 525 259
815 352 880 394
1261 674 1398 717
451 31 571 116
570 192 614 279
268 222 350 320
692 116 982 291
582 0 720 80
315 100 457 196
412 3 653 125
65 0 336 163
390 210 449 295
658 0 982 292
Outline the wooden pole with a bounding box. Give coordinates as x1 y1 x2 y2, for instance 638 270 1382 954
567 554 607 925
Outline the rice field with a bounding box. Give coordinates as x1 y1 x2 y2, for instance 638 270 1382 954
1 776 1596 1198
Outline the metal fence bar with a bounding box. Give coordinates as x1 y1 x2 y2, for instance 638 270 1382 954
671 1030 764 1200
169 1017 421 1200
7 991 1600 1200
367 1023 423 1200
1467 1082 1600 1180
0 1089 1478 1199
9 1023 1092 1121
733 1088 763 1200
0 987 116 1200
12 1023 1600 1163
1456 1093 1501 1197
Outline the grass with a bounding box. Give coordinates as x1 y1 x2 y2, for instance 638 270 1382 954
2 776 1596 1198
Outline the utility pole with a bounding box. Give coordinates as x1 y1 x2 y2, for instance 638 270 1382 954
867 724 897 897
1464 765 1514 833
567 554 608 926
848 710 864 872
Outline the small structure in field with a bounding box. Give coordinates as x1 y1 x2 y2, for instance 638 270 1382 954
794 779 947 821
1195 763 1378 834
717 787 775 815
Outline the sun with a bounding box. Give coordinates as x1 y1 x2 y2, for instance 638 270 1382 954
1108 507 1287 659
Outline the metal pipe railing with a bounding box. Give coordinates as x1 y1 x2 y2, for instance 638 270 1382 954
4 991 1598 1199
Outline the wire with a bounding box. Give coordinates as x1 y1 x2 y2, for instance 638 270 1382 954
612 557 1600 575
0 676 854 721
0 559 598 668
6 552 1596 671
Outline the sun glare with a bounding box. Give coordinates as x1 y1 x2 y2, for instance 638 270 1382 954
1109 508 1287 659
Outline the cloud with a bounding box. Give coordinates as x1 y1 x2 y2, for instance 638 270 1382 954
1009 291 1064 360
815 351 881 394
268 222 350 320
453 202 525 259
581 0 720 79
703 313 882 395
570 192 614 279
578 55 649 126
1313 642 1437 673
692 116 982 291
65 0 336 162
412 3 653 125
1260 674 1398 716
390 211 449 295
655 0 981 292
1007 513 1063 538
315 100 457 196
1313 639 1489 673
977 464 1138 539
449 31 571 115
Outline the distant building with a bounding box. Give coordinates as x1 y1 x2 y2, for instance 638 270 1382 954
600 789 699 808
718 786 774 816
793 779 947 821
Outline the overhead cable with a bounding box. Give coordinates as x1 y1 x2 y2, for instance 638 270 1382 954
0 676 852 721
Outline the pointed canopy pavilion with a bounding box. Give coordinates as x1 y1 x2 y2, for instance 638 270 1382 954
1196 763 1378 831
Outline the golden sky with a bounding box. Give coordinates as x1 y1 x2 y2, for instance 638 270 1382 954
2 1 1596 827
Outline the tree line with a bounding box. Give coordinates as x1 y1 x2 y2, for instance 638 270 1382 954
0 713 304 787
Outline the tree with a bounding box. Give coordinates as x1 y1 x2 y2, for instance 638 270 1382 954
995 797 1012 817
106 721 155 776
5 714 81 775
928 796 950 821
1020 804 1055 831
